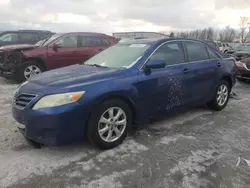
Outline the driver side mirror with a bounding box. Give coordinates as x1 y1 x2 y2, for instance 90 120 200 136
144 59 166 70
52 42 62 51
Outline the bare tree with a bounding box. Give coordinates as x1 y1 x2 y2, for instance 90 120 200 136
239 16 250 43
169 32 175 37
207 27 215 41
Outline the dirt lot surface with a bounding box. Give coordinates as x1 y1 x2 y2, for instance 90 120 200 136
0 77 250 188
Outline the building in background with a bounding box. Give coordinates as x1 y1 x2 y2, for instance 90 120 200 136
112 32 168 40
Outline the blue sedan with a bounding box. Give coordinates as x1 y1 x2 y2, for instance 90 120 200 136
12 38 236 149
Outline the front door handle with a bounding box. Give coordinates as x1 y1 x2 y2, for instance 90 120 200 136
182 68 189 74
217 62 221 67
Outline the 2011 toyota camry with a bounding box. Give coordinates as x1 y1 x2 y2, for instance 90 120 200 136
12 38 236 149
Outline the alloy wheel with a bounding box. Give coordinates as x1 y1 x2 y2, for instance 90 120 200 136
98 107 127 143
24 65 41 79
217 84 228 106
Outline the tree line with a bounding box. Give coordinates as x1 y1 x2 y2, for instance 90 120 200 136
166 16 250 43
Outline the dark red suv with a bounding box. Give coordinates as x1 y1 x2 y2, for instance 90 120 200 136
0 32 117 82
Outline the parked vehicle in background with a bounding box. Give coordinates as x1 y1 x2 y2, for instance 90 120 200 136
235 57 250 80
12 38 236 149
230 45 250 61
0 32 117 82
222 43 231 53
0 30 54 47
215 41 223 51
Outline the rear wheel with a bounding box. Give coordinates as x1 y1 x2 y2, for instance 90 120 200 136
207 80 230 111
87 99 132 149
17 61 44 82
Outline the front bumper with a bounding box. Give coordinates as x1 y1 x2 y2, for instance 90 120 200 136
12 102 91 146
0 63 19 79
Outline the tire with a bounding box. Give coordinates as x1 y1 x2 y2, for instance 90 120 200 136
16 61 44 82
87 99 132 149
207 80 230 111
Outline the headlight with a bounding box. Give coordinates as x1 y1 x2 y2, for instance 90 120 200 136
33 91 85 110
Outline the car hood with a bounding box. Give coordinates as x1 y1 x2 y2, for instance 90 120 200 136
28 65 123 88
0 44 38 51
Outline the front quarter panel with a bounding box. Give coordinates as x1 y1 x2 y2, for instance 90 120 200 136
76 68 141 120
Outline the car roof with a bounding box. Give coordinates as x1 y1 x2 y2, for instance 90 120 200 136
0 30 53 34
119 37 209 45
56 32 113 37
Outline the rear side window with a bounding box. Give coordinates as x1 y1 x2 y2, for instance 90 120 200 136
207 47 220 59
80 36 104 47
39 34 51 40
150 41 185 66
185 41 209 62
19 33 39 43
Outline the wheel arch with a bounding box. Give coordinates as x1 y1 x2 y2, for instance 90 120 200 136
23 57 48 71
90 92 137 124
221 74 233 92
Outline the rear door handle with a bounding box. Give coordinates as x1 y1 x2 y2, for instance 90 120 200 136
182 68 189 74
217 62 221 67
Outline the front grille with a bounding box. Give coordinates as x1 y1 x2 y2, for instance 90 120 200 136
14 94 37 109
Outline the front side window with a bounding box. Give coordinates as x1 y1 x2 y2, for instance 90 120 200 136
83 43 151 68
185 41 209 62
57 35 77 47
149 41 185 66
42 34 62 46
0 33 18 42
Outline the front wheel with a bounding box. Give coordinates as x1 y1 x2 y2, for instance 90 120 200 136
207 80 230 111
17 61 44 82
87 99 132 149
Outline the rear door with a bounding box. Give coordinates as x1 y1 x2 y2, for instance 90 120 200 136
47 34 79 69
137 41 188 115
183 40 219 104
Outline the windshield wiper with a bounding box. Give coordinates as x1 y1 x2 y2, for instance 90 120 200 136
85 64 108 68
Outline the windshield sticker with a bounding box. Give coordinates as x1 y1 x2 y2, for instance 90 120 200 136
129 44 147 48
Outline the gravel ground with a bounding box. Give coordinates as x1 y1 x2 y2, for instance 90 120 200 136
0 77 250 188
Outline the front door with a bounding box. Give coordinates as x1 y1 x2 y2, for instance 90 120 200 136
136 41 188 117
47 34 79 69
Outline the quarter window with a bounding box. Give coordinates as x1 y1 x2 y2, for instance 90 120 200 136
185 41 209 61
149 42 185 66
57 35 77 47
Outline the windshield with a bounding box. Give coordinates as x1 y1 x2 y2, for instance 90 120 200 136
83 43 151 68
41 34 61 46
